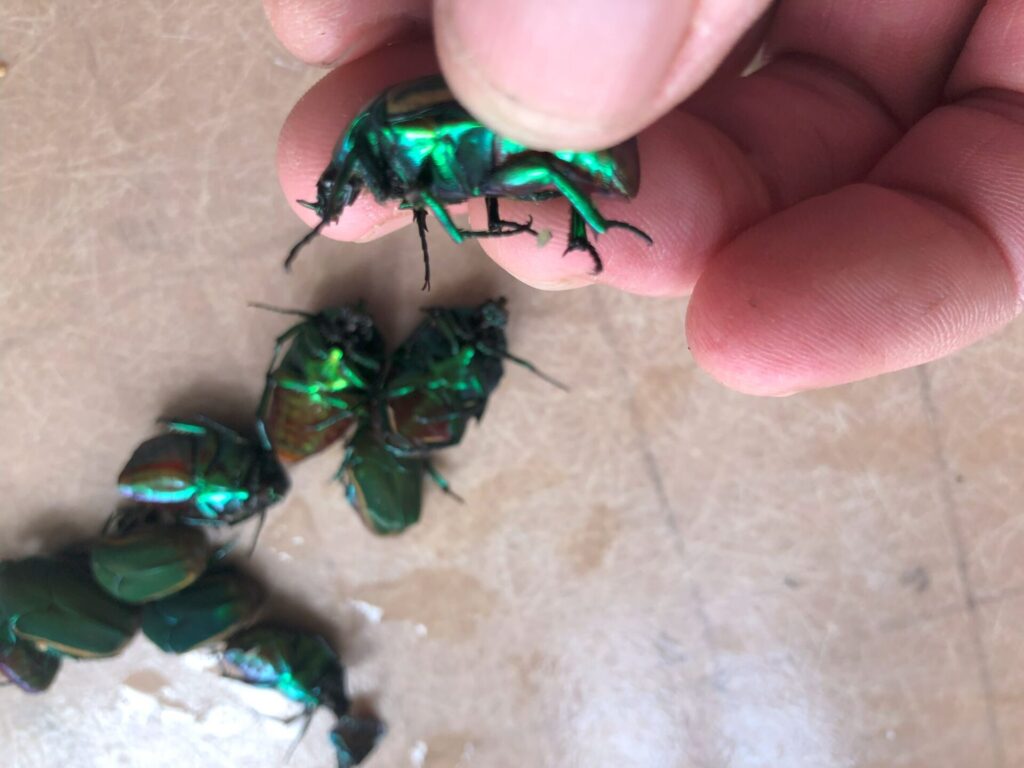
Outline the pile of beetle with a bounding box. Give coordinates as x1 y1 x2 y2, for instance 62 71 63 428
3 71 645 766
0 510 382 767
1 297 559 766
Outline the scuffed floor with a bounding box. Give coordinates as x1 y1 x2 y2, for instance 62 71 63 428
3 2 1024 767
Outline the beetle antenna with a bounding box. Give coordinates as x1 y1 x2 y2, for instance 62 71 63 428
284 218 329 271
247 510 267 558
502 351 569 392
426 462 464 504
283 708 315 763
248 302 316 320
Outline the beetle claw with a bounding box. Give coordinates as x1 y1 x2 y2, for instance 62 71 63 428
458 216 536 240
604 218 653 245
563 237 603 275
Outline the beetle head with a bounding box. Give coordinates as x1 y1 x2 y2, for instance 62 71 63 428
477 297 509 329
256 451 291 509
285 159 363 272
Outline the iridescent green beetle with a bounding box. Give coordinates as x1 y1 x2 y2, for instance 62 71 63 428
256 304 386 465
118 417 290 529
90 508 214 604
339 426 458 535
285 74 651 287
221 623 349 715
0 556 139 659
0 636 61 693
222 623 384 765
142 568 263 654
379 297 564 457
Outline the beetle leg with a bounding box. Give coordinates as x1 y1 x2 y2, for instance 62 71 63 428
417 193 464 243
456 197 537 239
246 510 266 557
477 341 569 391
562 209 653 274
491 160 652 272
487 195 537 235
425 462 465 504
307 409 354 432
162 418 208 435
412 208 432 291
283 707 316 762
563 208 603 273
410 186 484 287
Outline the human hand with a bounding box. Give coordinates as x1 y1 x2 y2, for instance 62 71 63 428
268 0 1024 395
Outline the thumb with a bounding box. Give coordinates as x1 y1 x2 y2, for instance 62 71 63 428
434 0 772 151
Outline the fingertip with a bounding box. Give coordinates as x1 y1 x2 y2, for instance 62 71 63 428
685 277 812 397
434 0 697 151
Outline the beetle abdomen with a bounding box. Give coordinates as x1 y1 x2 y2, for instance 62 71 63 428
262 386 356 464
118 434 196 503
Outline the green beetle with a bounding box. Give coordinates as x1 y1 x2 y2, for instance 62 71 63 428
142 568 263 654
379 297 564 457
0 636 61 693
339 426 459 535
286 74 651 288
256 303 386 465
0 556 139 659
221 623 385 764
118 417 290 527
221 623 348 718
90 509 213 604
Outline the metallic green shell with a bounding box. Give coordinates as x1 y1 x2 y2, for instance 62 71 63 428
118 418 290 525
337 74 640 206
339 427 423 535
379 299 508 456
221 623 347 714
141 569 263 654
0 556 139 659
90 525 210 604
260 306 385 464
0 636 60 693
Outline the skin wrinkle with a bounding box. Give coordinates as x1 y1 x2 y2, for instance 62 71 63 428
763 52 905 131
885 181 1023 311
872 102 1024 306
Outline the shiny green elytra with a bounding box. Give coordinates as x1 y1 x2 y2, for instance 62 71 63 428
90 520 211 604
338 427 432 535
118 417 290 526
0 636 61 693
285 74 651 287
380 297 564 457
142 569 263 654
221 624 348 715
257 304 386 464
0 556 139 659
332 714 387 768
339 426 462 535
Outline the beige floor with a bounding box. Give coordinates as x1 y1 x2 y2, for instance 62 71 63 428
3 2 1024 767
